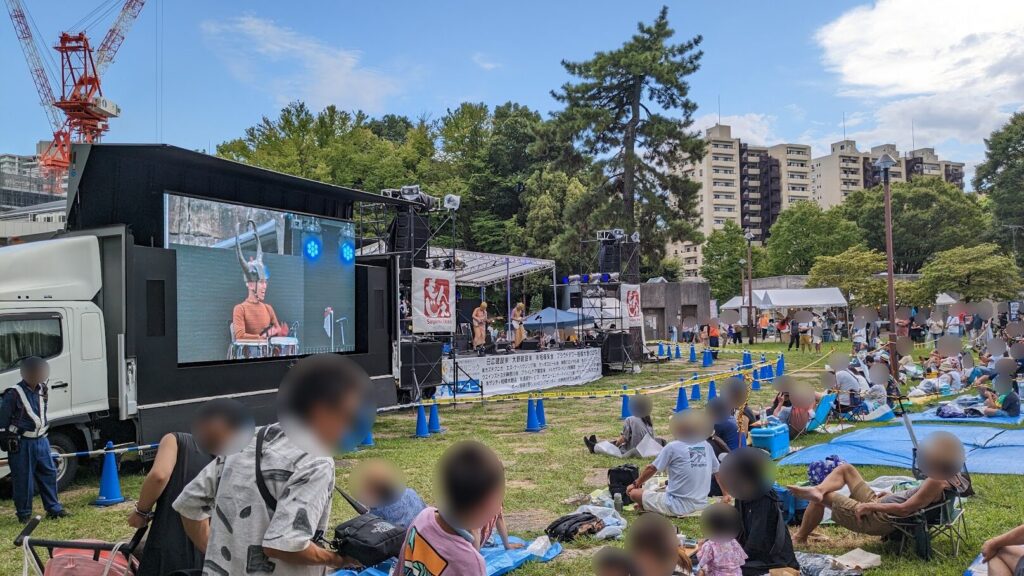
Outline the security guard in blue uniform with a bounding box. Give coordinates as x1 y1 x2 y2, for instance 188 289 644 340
0 357 68 523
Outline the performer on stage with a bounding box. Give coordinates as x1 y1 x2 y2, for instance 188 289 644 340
511 303 527 349
231 221 288 348
472 302 489 348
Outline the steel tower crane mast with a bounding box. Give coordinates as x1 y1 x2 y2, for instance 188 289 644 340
4 0 146 187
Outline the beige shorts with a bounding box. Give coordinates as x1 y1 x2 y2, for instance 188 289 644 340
828 480 895 536
642 489 704 517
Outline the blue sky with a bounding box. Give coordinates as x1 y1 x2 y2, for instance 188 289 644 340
3 0 1022 184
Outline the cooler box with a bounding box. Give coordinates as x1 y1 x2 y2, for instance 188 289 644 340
750 422 790 459
774 484 810 525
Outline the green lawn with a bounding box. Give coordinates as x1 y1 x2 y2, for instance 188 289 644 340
0 342 1012 575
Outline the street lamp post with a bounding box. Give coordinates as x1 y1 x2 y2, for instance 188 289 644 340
875 153 898 378
744 229 755 345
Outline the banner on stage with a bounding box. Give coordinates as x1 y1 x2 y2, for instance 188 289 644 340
621 284 643 328
411 267 456 333
441 348 603 396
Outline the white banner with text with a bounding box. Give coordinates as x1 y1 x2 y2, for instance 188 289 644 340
440 348 603 396
411 267 456 333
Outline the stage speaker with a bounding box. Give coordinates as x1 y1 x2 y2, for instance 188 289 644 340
601 331 632 364
569 292 583 308
388 207 430 269
457 297 480 328
519 338 541 351
453 333 472 351
598 241 621 274
399 341 443 390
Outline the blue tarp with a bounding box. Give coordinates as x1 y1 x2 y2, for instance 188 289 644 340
779 425 1024 474
522 307 593 330
908 406 1024 425
330 536 562 576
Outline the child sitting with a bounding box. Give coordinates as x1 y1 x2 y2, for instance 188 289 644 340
628 514 690 576
593 546 635 576
352 458 426 529
476 507 522 550
585 395 656 457
697 503 747 576
396 441 504 576
627 410 721 518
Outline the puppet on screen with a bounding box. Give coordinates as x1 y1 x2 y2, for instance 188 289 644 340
231 220 290 353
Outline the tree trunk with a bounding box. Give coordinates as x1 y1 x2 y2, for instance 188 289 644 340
622 81 642 230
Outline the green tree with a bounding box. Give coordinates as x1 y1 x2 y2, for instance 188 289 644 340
838 177 988 273
916 243 1022 302
974 112 1024 266
700 221 750 303
806 246 888 307
765 202 862 275
366 114 415 143
552 6 705 266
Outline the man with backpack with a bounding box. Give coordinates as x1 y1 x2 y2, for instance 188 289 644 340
173 355 368 575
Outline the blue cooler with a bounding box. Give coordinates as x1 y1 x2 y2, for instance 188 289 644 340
774 484 809 525
750 421 790 459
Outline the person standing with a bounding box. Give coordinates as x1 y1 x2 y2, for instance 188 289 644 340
0 357 68 523
131 399 253 576
511 303 527 349
927 316 945 347
787 319 800 351
472 302 489 350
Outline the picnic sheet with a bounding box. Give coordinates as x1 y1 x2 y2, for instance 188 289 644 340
908 405 1024 425
779 424 1024 474
330 535 561 576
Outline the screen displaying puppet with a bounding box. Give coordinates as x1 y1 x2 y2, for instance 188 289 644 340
166 195 357 364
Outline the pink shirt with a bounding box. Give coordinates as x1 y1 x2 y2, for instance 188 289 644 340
394 507 486 576
697 538 747 576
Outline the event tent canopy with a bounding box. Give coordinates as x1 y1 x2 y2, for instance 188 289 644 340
721 287 847 310
523 307 594 330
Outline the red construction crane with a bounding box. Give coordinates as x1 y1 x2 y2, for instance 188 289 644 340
4 0 146 189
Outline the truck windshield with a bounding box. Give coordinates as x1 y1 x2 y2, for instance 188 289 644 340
0 315 62 372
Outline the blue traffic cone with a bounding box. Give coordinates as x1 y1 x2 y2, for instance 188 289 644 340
428 403 442 434
657 341 665 357
708 380 717 399
701 349 711 367
415 405 430 438
742 350 752 368
94 441 125 506
675 344 681 359
525 399 542 432
777 354 786 376
675 386 689 412
689 344 697 363
765 364 774 382
360 425 375 447
751 371 761 391
536 398 547 428
620 386 631 420
690 383 701 400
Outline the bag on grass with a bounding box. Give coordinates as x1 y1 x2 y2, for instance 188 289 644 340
607 464 639 504
544 512 605 542
807 455 845 486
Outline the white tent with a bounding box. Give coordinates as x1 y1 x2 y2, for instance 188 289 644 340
721 287 847 311
935 292 958 306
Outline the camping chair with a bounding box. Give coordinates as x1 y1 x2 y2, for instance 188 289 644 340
886 488 968 560
793 392 837 440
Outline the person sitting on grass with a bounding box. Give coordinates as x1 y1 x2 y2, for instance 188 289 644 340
352 458 426 529
697 502 747 576
627 410 723 518
979 376 1021 418
709 398 740 451
585 395 656 457
593 546 636 576
628 513 691 576
788 431 969 545
981 524 1024 576
396 440 505 576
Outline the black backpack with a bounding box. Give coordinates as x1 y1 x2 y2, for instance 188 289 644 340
545 512 605 542
608 463 640 504
254 427 405 567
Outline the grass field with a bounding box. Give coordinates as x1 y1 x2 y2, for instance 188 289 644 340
0 342 1015 575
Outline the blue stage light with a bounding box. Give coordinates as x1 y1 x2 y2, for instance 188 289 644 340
340 240 355 263
581 274 590 283
561 276 569 284
601 273 611 282
303 235 322 260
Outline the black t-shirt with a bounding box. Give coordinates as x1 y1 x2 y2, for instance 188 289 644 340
1001 391 1021 417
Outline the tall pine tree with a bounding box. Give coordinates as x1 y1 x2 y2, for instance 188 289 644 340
552 6 705 266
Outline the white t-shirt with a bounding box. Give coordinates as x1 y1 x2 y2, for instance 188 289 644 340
651 440 719 516
835 370 869 406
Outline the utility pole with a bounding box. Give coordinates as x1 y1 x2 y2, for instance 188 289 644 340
744 229 755 345
875 153 898 379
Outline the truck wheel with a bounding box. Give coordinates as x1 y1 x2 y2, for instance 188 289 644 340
48 431 80 492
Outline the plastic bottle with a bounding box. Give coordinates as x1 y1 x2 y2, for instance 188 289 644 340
613 493 623 513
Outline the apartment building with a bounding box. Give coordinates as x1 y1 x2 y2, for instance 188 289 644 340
811 140 964 207
668 124 813 279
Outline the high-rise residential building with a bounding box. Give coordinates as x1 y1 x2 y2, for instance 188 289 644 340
810 140 964 207
668 124 813 279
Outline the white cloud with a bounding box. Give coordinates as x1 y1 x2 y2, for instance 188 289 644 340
693 113 777 145
200 16 398 112
812 0 1024 183
471 52 500 71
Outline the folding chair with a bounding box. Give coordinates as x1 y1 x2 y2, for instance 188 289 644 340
886 488 968 560
793 392 837 440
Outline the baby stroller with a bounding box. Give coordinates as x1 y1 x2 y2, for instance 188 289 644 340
14 515 148 576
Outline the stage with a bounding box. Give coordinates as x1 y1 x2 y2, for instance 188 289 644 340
439 347 603 397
